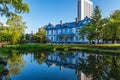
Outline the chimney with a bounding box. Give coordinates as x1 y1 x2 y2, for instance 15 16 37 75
75 17 78 24
60 20 63 25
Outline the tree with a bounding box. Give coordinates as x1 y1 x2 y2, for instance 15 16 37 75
79 21 96 43
92 6 102 44
108 10 120 44
0 23 11 45
100 18 110 43
34 28 46 43
0 0 29 17
7 15 27 44
79 6 102 44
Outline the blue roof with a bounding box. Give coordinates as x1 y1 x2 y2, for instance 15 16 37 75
46 16 90 30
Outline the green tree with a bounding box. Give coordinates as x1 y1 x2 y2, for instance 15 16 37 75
100 18 110 43
79 6 102 44
108 10 120 44
0 24 11 45
7 15 27 44
79 21 96 43
34 28 46 43
92 6 102 44
0 0 29 17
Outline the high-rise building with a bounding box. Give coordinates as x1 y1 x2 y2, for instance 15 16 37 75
78 0 93 21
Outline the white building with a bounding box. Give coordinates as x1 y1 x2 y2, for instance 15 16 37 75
78 0 93 21
46 17 90 43
45 0 93 43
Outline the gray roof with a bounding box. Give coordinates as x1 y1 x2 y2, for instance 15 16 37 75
46 16 90 30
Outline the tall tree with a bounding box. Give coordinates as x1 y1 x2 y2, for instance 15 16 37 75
92 6 102 44
7 15 27 44
0 0 29 17
79 6 102 44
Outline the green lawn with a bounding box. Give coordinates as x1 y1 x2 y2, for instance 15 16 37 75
1 43 120 54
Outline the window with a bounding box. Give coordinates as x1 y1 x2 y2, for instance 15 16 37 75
51 30 53 35
47 30 49 35
56 37 58 41
65 28 67 33
56 30 58 34
72 28 74 33
72 28 75 33
76 36 78 41
76 28 79 33
58 29 61 34
51 37 53 41
70 28 72 33
82 36 85 41
61 29 62 33
82 53 85 57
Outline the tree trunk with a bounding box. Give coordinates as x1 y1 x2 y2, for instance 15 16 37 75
112 39 117 44
112 33 117 44
102 39 105 44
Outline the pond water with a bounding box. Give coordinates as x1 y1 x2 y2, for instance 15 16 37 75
0 51 120 80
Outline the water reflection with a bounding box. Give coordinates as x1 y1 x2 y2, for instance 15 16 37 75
0 51 120 80
8 51 25 75
46 52 120 80
78 54 120 80
46 52 91 80
46 52 89 69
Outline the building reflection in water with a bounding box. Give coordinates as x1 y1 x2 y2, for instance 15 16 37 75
46 52 91 80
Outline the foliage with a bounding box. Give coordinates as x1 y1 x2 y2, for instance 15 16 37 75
79 6 102 43
91 5 102 43
0 0 29 17
0 23 10 44
79 5 120 44
6 15 27 44
109 10 120 43
0 0 29 44
34 27 46 43
79 21 96 43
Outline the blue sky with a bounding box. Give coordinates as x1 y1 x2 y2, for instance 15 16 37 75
0 0 120 33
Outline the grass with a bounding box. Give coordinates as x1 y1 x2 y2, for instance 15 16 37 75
1 43 120 54
4 43 53 51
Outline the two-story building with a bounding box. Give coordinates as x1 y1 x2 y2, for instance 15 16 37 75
45 17 90 43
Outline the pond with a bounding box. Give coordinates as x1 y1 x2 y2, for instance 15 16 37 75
0 51 120 80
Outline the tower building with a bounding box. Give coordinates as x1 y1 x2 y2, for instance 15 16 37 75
78 0 93 21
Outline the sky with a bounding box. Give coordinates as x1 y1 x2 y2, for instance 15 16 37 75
0 0 120 33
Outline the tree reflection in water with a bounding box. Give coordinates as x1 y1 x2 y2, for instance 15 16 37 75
78 54 120 80
8 50 25 75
